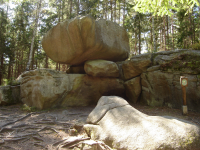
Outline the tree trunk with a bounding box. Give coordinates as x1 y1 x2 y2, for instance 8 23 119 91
114 0 116 22
119 2 121 24
111 0 113 21
166 15 169 51
152 16 156 52
45 55 48 68
123 0 125 27
26 0 41 71
0 54 3 85
138 14 141 54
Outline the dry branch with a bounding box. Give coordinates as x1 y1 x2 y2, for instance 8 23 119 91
0 112 36 128
61 137 90 148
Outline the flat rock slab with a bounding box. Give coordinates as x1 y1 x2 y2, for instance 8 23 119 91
84 96 200 150
42 15 130 65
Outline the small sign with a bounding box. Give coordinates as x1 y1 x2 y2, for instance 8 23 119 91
180 76 188 87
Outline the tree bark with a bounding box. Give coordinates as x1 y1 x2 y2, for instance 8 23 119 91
0 54 3 85
26 0 41 71
152 16 156 52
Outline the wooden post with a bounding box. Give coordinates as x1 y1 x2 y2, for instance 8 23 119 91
180 76 188 115
182 86 187 105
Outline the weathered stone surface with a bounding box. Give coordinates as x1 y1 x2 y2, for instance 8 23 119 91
124 76 141 103
42 15 130 65
84 60 119 77
0 85 21 106
122 53 151 80
66 65 85 74
84 96 200 150
86 96 129 124
20 69 125 109
140 70 200 112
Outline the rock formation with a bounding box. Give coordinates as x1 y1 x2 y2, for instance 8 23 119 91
20 69 124 109
42 15 130 65
122 49 200 112
84 60 119 77
84 96 200 150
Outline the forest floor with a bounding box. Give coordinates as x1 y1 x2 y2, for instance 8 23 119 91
0 103 200 150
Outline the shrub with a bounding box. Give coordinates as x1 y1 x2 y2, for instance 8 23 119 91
192 43 200 50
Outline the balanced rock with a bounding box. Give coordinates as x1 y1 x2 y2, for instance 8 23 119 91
84 96 200 150
84 60 119 77
42 15 130 65
20 69 125 109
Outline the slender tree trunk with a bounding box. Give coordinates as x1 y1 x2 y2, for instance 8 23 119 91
134 33 137 54
111 0 113 21
0 54 3 85
123 0 125 27
152 16 156 52
70 0 72 18
150 20 153 52
138 14 141 54
118 2 121 24
163 16 166 51
166 15 169 51
172 14 174 50
114 0 116 22
45 55 48 68
26 0 41 71
77 0 79 16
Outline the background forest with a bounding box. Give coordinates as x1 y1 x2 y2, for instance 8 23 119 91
0 0 200 85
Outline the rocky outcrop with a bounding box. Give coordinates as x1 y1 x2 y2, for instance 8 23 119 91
122 50 200 112
84 96 200 150
84 60 119 77
124 76 141 103
0 85 20 106
122 53 151 80
20 69 124 109
42 15 130 65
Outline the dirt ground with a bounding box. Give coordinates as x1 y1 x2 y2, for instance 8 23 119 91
0 103 200 150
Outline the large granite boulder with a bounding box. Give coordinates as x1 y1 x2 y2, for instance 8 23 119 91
84 60 119 77
42 15 130 65
20 69 125 109
122 53 151 80
84 96 200 150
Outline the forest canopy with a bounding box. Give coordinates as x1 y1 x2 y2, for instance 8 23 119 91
0 0 200 85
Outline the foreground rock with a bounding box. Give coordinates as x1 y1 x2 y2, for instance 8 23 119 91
84 96 200 150
20 69 124 109
42 15 130 65
84 60 119 77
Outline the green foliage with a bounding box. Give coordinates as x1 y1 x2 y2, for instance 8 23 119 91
21 104 37 112
129 0 199 16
